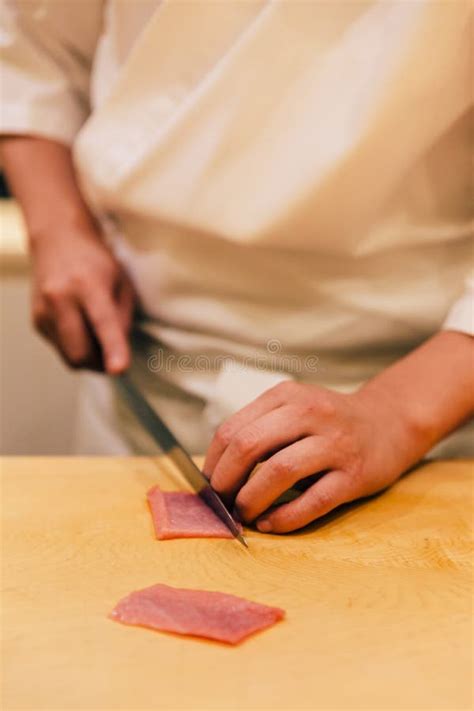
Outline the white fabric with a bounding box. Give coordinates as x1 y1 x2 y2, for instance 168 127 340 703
1 0 473 454
442 274 474 336
204 364 292 431
1 0 103 143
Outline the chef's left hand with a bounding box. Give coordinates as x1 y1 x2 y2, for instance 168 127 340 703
203 380 425 533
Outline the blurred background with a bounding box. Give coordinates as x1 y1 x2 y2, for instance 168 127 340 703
0 179 79 454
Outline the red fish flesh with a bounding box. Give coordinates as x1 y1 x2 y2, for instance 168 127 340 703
147 486 240 539
110 583 284 644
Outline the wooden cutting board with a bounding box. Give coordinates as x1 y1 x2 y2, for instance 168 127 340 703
2 456 472 710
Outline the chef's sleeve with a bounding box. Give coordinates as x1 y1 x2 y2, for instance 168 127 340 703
442 274 474 337
0 0 104 145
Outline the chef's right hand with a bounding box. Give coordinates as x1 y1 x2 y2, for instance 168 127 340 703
30 222 135 373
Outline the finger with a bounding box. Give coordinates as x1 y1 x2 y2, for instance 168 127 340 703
210 405 311 498
77 316 107 371
204 380 294 476
235 436 332 522
31 288 54 336
51 298 93 367
84 292 131 374
32 295 102 370
256 470 351 534
32 303 54 341
116 278 135 334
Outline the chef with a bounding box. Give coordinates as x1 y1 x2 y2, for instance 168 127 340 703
2 0 473 532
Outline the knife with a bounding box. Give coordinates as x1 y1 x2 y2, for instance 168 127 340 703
115 373 248 547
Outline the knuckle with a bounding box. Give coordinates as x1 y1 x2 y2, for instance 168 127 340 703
300 400 318 419
67 350 88 368
34 320 49 338
67 358 83 370
32 305 47 328
331 426 346 444
314 488 334 512
333 429 360 461
214 422 233 450
347 455 364 483
209 470 229 495
70 269 89 290
235 491 250 516
232 427 260 457
314 394 337 418
232 431 256 456
209 472 219 490
321 400 337 418
42 281 68 303
269 455 295 481
34 323 47 338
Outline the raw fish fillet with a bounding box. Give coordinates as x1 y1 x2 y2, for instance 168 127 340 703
147 486 241 539
110 583 284 644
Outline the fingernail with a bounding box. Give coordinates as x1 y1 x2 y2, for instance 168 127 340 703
257 519 272 533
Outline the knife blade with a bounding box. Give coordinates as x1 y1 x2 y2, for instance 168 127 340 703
115 373 248 547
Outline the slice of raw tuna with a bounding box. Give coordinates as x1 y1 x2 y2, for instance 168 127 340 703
147 486 241 540
110 583 284 644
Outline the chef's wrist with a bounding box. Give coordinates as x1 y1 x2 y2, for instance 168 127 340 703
27 205 99 251
356 331 474 458
356 374 436 466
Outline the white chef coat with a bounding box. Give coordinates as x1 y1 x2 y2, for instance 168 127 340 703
1 0 473 455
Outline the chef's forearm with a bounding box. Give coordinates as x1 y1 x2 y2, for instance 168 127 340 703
358 330 474 456
0 136 96 245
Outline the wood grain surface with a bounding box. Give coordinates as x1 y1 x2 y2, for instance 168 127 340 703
2 456 473 711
